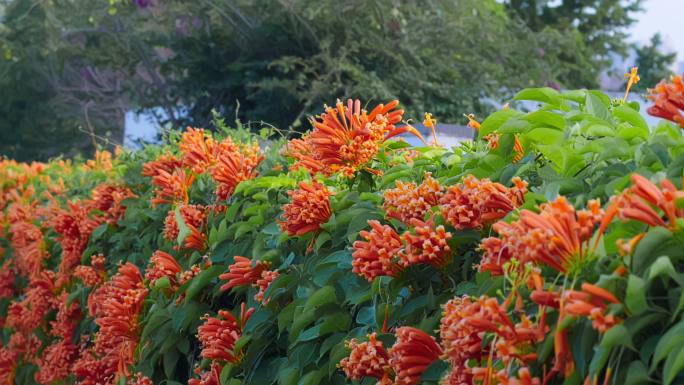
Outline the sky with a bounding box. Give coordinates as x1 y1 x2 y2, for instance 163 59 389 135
630 0 684 70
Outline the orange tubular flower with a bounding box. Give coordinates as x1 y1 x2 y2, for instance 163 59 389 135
279 181 332 236
563 283 620 333
141 154 183 178
219 256 270 291
145 251 182 288
151 168 195 206
163 204 203 241
210 141 263 201
512 135 524 163
424 112 439 146
484 132 501 150
439 175 527 230
647 75 684 128
34 339 79 385
0 263 15 299
128 373 154 385
464 113 481 131
189 362 222 385
389 327 442 385
481 197 604 274
383 173 444 224
74 254 107 288
197 305 254 364
88 183 136 224
623 67 640 101
352 220 403 281
284 99 425 177
339 333 390 380
254 270 279 304
400 217 452 268
604 174 684 230
179 127 220 174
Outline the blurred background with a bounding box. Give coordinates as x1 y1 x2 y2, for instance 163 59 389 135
0 0 681 161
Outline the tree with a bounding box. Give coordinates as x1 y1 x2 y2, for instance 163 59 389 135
503 0 643 87
632 33 676 91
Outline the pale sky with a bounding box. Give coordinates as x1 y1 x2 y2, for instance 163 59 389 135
630 0 684 69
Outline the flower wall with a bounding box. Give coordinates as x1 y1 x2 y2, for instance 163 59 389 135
2 77 684 385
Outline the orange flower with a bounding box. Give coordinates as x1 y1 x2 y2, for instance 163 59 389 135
482 197 604 274
254 270 279 304
623 67 640 101
279 181 332 236
495 367 541 385
145 250 182 288
0 348 18 385
339 333 390 380
484 132 501 150
74 254 106 288
604 174 684 230
219 256 270 291
464 113 480 131
648 75 684 128
34 339 79 385
0 262 15 299
389 327 442 385
210 141 263 201
424 112 439 146
141 154 183 178
179 127 220 174
439 175 526 230
163 204 208 250
563 283 620 333
512 135 524 163
188 362 222 385
88 183 136 224
151 168 195 206
383 173 443 224
128 373 154 385
197 304 254 363
352 220 403 281
284 99 424 177
400 217 452 268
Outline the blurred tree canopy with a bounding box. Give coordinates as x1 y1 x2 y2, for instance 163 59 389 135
632 33 676 92
0 0 647 161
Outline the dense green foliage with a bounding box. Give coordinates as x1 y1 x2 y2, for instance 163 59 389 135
633 33 677 92
4 85 684 385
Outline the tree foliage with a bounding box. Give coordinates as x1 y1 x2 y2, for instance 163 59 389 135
0 0 645 161
632 33 676 91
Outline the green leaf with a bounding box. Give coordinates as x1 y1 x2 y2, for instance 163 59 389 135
421 360 449 381
175 206 191 246
514 87 562 107
303 286 337 314
664 344 684 385
614 105 649 136
184 265 223 302
653 321 684 368
626 275 649 315
625 361 652 385
479 110 521 137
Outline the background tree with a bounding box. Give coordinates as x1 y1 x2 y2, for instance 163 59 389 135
503 0 643 87
632 33 676 92
0 0 646 161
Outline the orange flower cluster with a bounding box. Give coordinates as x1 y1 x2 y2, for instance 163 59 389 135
283 99 423 177
74 254 107 288
188 363 221 385
177 127 263 200
352 220 403 281
339 333 390 380
439 295 541 385
440 175 527 230
73 263 148 385
389 327 443 385
151 168 195 206
35 292 81 384
196 304 254 364
480 197 604 274
648 75 684 128
340 327 441 385
219 256 278 304
7 202 46 277
279 181 332 236
145 250 182 289
400 218 452 268
383 173 443 224
89 183 136 224
141 154 183 179
163 203 208 251
605 173 684 230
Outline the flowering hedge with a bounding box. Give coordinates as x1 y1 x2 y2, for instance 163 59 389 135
2 74 684 385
